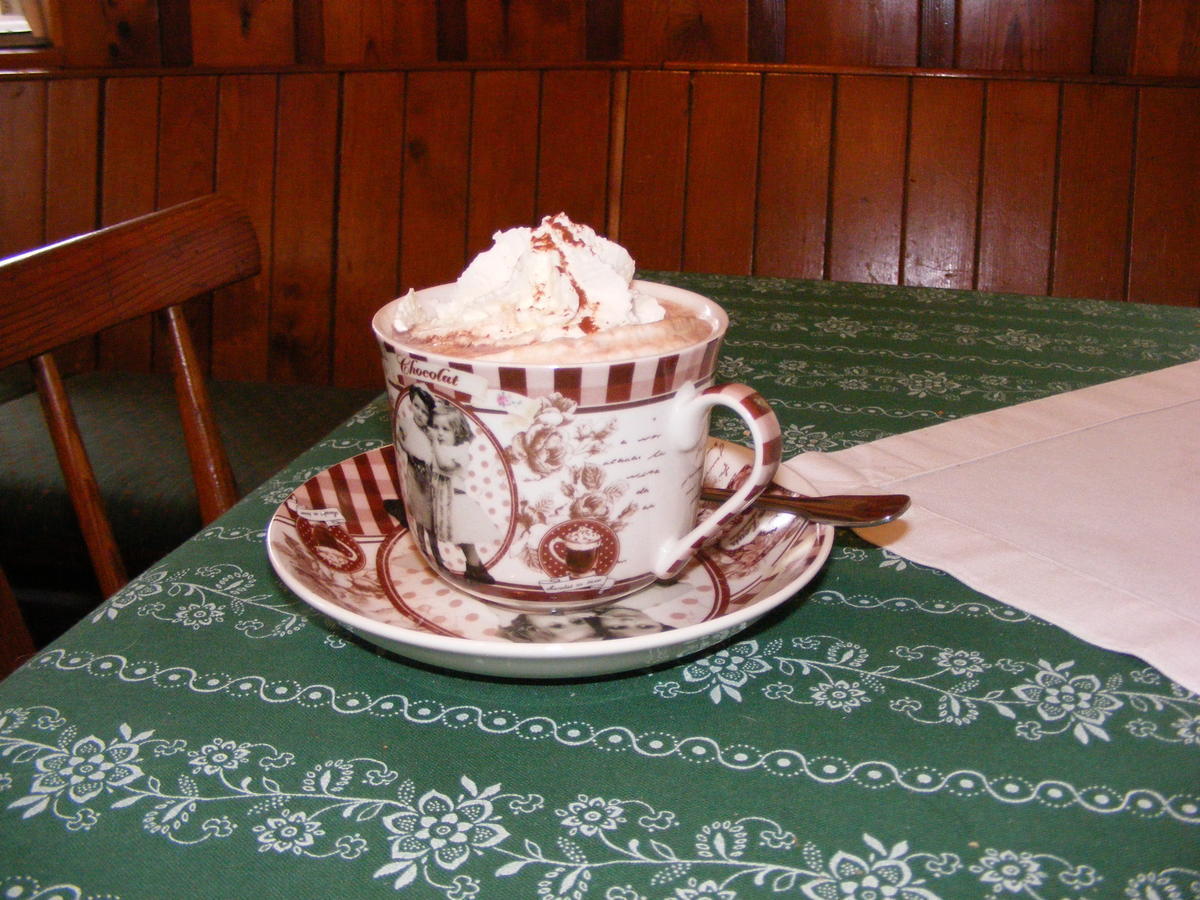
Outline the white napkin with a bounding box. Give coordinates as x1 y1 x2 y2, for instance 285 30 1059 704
782 360 1200 693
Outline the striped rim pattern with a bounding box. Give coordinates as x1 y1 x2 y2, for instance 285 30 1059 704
379 335 724 410
288 445 400 537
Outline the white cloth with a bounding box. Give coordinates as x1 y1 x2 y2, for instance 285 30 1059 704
782 360 1200 693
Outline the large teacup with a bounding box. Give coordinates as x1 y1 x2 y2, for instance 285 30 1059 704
372 281 781 611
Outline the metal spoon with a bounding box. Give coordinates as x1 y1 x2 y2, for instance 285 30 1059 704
701 486 910 528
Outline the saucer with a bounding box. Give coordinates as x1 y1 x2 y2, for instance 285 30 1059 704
266 440 833 678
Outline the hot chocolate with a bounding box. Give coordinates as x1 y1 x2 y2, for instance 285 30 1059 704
387 214 715 363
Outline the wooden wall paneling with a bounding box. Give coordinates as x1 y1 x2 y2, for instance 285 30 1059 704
754 73 833 278
335 71 404 389
786 0 919 67
682 72 761 274
99 77 160 372
466 69 541 257
466 0 588 60
1128 87 1200 306
536 69 612 228
919 0 957 68
1052 83 1135 301
213 74 277 381
100 0 163 66
956 0 1096 73
1130 0 1200 76
904 77 983 289
399 70 472 291
623 0 749 62
587 0 624 60
270 73 339 383
1092 0 1137 74
321 1 438 64
45 80 101 372
190 0 296 66
827 74 908 285
748 0 787 63
0 80 45 258
156 75 218 373
976 80 1059 295
618 70 690 270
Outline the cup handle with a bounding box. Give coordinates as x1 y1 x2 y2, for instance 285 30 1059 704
653 383 782 580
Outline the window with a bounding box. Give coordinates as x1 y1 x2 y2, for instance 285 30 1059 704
0 0 48 49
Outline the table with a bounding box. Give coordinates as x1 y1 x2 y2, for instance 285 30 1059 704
2 275 1198 899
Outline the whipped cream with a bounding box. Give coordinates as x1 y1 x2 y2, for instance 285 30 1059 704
392 214 664 350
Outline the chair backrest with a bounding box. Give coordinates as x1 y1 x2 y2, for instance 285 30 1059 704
0 194 261 674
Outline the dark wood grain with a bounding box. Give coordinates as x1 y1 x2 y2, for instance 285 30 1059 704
787 0 919 66
904 77 983 289
270 73 338 383
190 0 296 65
467 0 587 61
956 0 1095 73
619 69 690 270
400 70 472 291
213 74 277 381
321 1 437 63
828 74 908 285
466 69 541 256
157 75 218 373
336 71 404 388
99 77 159 372
1053 82 1135 300
624 0 748 62
1129 87 1200 305
537 69 612 228
755 73 833 278
0 80 45 258
1131 0 1200 76
684 72 761 274
977 80 1059 294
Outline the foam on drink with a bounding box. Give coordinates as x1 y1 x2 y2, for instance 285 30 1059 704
389 214 714 362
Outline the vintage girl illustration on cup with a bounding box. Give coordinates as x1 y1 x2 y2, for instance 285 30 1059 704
395 385 505 585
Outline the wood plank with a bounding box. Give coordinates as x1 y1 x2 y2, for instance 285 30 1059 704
99 76 159 372
466 0 587 60
466 69 541 257
904 77 983 289
45 79 101 372
322 1 438 63
213 74 277 381
683 72 761 275
400 70 472 291
101 0 162 66
0 80 45 258
1053 83 1135 301
749 0 787 63
586 0 623 60
1092 0 1137 75
156 75 219 373
754 73 833 278
536 69 612 228
1129 87 1200 305
335 71 404 388
619 70 689 271
1131 0 1200 76
956 0 1095 73
786 0 919 66
919 0 957 68
270 73 339 383
827 74 908 285
624 0 748 62
976 80 1059 295
190 0 295 66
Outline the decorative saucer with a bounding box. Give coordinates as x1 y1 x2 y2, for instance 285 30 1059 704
266 440 833 679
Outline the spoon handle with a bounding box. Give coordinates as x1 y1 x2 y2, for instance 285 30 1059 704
701 486 910 528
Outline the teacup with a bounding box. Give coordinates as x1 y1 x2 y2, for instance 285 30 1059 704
372 280 781 611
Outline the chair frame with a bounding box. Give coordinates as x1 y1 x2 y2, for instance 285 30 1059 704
0 194 261 675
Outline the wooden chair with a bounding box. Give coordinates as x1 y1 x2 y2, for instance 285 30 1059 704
0 194 260 677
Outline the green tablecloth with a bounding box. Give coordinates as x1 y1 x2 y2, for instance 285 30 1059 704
2 276 1198 899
